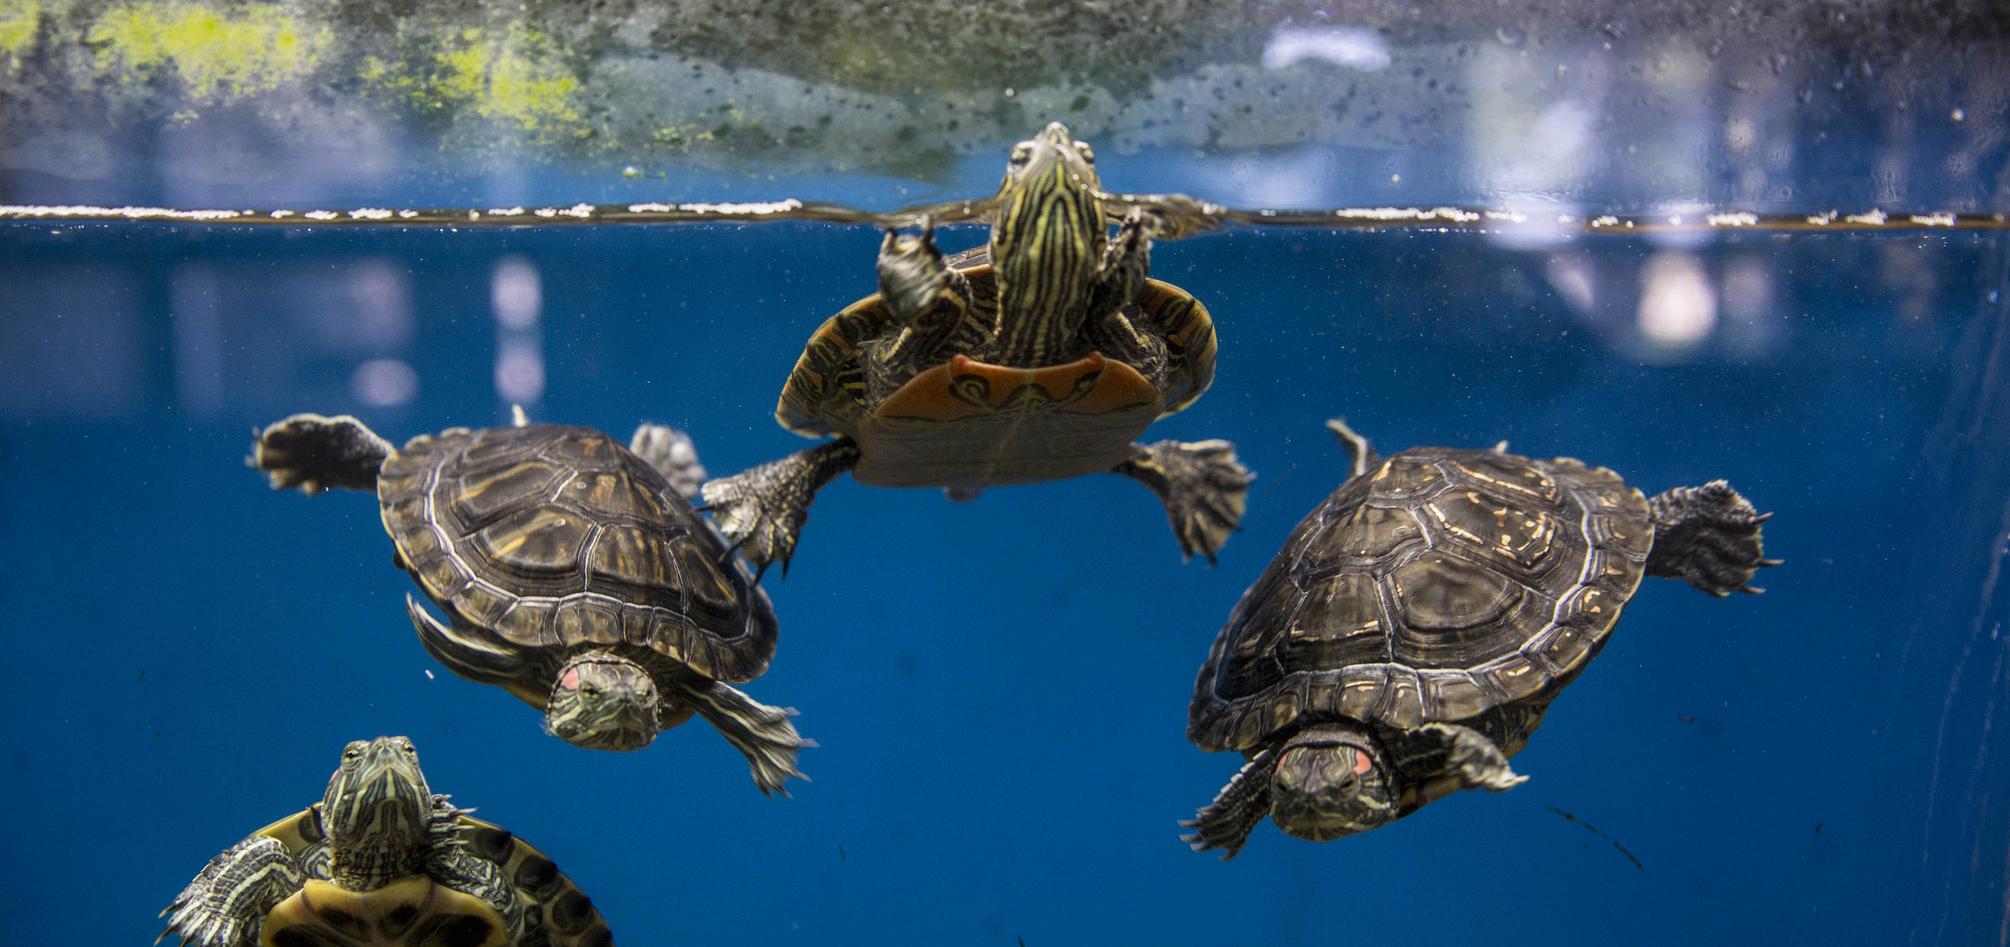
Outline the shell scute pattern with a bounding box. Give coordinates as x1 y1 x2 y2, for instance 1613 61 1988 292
379 424 772 683
1190 447 1653 752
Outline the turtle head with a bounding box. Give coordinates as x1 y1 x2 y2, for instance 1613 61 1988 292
989 122 1105 283
546 651 663 751
1267 726 1398 841
322 736 433 857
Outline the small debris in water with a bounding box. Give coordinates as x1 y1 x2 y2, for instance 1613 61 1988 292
838 844 846 860
424 669 435 680
1676 713 1695 724
1546 805 1643 870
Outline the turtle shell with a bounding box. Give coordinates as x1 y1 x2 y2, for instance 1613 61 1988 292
1188 447 1654 754
774 264 1218 488
249 809 612 947
376 424 776 684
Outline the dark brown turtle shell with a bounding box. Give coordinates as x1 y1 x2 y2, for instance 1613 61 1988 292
773 264 1217 488
1188 447 1653 754
375 424 776 684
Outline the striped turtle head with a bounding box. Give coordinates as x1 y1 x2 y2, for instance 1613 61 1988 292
1268 726 1396 841
546 651 663 751
988 123 1107 351
322 736 433 863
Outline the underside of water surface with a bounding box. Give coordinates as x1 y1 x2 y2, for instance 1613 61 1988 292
1 2 2008 946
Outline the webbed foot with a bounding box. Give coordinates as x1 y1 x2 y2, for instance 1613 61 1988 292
876 218 964 323
684 679 814 796
629 423 708 502
1645 480 1779 596
1418 722 1528 792
1115 439 1255 564
159 834 303 947
249 413 392 494
700 440 860 575
1181 749 1276 860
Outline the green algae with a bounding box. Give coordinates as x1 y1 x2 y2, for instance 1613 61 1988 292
0 0 42 65
366 24 588 143
85 3 329 101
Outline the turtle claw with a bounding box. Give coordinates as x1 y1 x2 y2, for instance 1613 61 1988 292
700 470 805 576
877 217 954 323
699 440 860 576
1116 439 1256 564
250 413 391 495
159 834 301 947
1645 480 1776 596
1182 750 1275 860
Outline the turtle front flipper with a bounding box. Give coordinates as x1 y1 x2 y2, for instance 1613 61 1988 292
1113 439 1255 564
1644 480 1779 596
1417 722 1529 792
629 422 709 502
701 439 862 575
871 222 980 397
1181 748 1276 860
678 678 813 796
1087 205 1159 318
249 413 393 495
159 834 304 947
405 596 536 691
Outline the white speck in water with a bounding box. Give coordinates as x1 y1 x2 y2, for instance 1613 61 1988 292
424 669 435 680
1951 108 1966 123
1390 173 1402 184
1004 87 1016 98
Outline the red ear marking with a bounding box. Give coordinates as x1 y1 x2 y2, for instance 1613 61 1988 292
1352 750 1373 775
560 667 580 690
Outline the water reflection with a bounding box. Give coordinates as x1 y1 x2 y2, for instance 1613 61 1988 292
168 259 413 418
491 255 545 405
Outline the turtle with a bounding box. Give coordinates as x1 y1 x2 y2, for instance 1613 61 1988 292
160 735 612 947
1182 419 1779 857
249 409 809 794
701 122 1254 573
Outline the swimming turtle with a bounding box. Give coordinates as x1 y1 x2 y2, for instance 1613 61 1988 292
250 410 808 793
702 122 1253 573
1183 420 1778 857
160 735 611 947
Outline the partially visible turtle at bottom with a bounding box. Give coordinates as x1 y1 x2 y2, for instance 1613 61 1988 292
251 410 807 793
1183 420 1777 857
160 735 611 947
702 122 1252 574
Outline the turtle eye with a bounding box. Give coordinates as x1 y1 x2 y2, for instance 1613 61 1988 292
1074 142 1095 164
398 739 416 756
1009 143 1033 166
342 746 363 762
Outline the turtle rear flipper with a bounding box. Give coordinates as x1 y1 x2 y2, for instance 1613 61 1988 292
1181 748 1275 860
629 423 708 502
159 834 304 947
1114 439 1255 565
701 439 861 575
250 413 393 495
1645 480 1779 596
680 678 813 796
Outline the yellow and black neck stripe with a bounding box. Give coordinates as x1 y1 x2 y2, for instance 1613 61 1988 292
322 736 435 890
988 122 1106 366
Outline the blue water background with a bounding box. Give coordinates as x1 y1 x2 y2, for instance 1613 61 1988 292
3 55 2010 947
